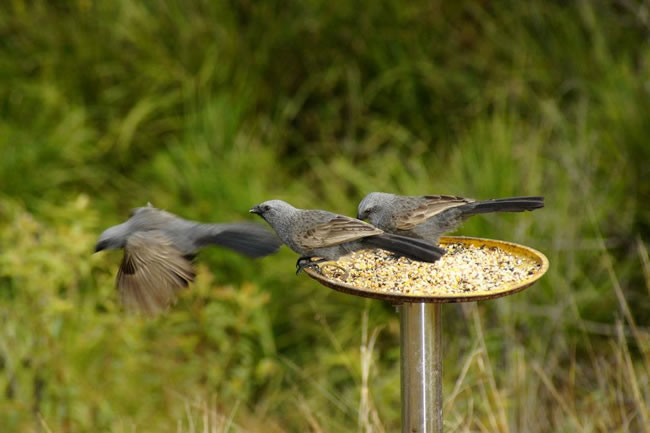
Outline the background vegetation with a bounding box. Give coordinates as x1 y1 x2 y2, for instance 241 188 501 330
1 0 649 431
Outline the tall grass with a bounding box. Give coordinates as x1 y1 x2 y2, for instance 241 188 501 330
0 0 648 431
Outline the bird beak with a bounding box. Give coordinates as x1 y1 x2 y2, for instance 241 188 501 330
249 205 261 215
94 241 106 253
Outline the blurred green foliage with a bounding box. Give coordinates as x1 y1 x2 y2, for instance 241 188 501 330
0 0 649 431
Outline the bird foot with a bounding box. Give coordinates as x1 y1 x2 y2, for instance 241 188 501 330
296 257 326 275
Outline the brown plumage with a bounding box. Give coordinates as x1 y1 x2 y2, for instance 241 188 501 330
392 195 473 230
299 215 384 249
116 231 195 315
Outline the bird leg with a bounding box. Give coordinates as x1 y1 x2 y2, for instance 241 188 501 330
296 256 311 272
295 256 327 275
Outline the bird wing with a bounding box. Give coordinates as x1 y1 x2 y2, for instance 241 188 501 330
116 231 195 315
299 215 384 250
192 223 282 258
394 195 475 230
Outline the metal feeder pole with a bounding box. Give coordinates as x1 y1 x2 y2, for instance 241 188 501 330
400 302 442 433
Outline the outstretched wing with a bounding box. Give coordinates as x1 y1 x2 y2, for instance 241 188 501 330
299 215 384 250
394 195 474 230
117 231 195 315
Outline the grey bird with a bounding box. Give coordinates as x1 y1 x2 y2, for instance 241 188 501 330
357 193 544 244
249 200 446 274
95 204 282 314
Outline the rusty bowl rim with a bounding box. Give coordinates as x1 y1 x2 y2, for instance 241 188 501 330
304 236 549 304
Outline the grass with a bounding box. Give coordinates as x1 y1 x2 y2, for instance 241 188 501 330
1 0 649 431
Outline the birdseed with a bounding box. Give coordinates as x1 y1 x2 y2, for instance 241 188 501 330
317 242 542 296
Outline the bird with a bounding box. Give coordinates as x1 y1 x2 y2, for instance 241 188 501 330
94 203 282 314
249 199 445 274
357 193 544 244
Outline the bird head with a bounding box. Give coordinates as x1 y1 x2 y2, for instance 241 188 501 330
250 199 296 228
95 203 163 252
95 222 130 252
357 192 392 223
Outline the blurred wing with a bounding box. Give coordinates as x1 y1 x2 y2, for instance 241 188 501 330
117 231 195 315
300 215 383 249
394 195 474 230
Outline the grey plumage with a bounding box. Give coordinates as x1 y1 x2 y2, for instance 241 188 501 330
249 200 445 273
95 204 282 314
357 192 544 244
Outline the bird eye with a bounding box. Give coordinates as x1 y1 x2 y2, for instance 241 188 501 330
263 205 271 212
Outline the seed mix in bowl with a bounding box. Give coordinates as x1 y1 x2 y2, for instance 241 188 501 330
317 242 542 296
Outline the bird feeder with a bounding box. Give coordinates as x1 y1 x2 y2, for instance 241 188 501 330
304 236 549 433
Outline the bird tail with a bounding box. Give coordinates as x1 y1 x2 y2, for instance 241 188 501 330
459 196 544 216
362 233 446 263
196 223 282 258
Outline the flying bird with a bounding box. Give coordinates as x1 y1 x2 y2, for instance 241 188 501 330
95 204 281 314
